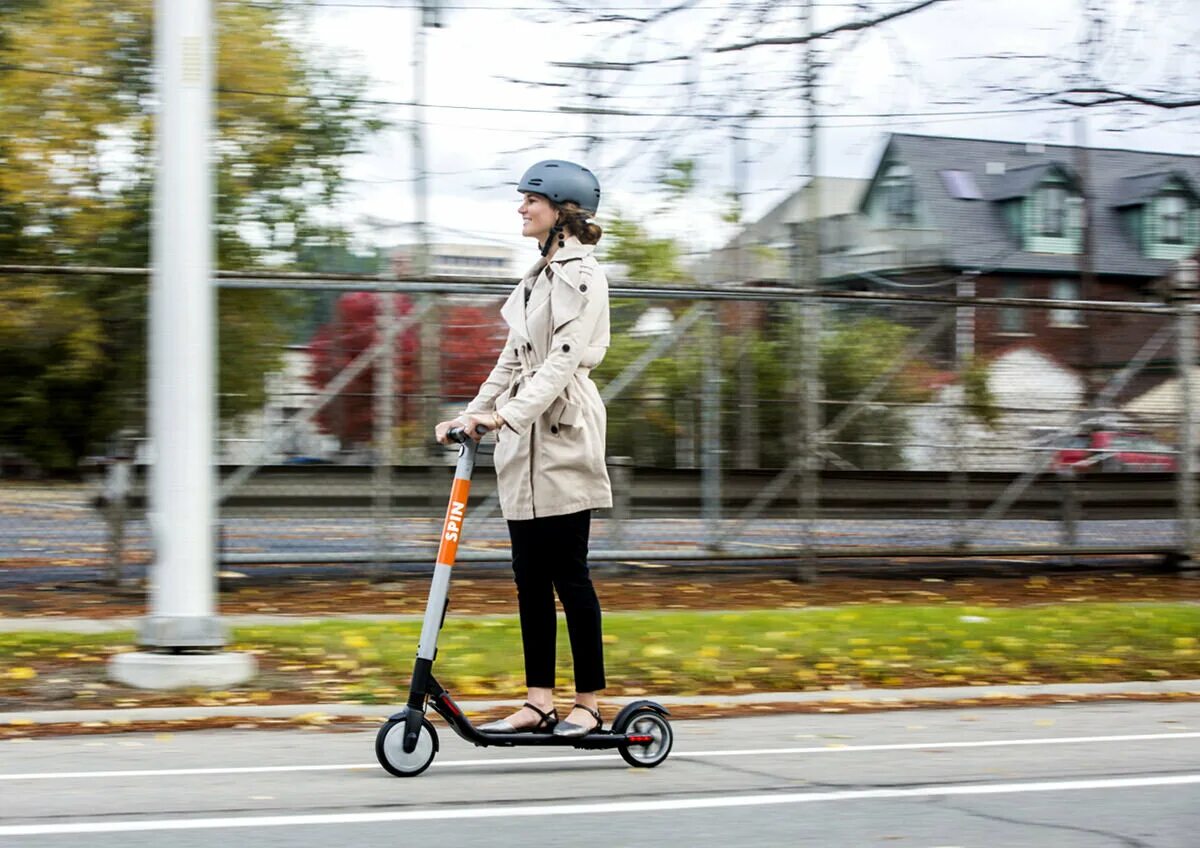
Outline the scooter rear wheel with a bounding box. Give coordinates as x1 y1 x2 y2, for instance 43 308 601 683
376 716 438 777
618 709 673 768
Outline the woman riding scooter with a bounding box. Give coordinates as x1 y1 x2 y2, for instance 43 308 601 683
435 159 612 738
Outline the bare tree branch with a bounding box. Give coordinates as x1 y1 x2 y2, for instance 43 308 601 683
1053 86 1200 109
713 0 956 55
607 0 702 27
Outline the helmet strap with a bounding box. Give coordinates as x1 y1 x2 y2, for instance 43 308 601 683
540 223 564 258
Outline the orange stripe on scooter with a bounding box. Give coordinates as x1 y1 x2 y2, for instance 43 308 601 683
435 476 471 566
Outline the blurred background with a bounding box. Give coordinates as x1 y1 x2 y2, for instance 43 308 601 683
2 0 1199 579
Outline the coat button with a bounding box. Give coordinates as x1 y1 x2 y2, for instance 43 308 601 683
562 343 570 352
550 425 559 434
580 284 588 292
525 343 531 351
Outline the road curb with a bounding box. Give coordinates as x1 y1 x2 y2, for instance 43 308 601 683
5 680 1200 726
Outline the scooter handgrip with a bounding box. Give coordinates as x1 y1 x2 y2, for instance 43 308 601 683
446 424 490 444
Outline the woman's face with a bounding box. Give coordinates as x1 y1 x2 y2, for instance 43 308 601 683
518 192 558 242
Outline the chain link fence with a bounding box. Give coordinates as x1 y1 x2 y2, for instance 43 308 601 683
2 268 1197 581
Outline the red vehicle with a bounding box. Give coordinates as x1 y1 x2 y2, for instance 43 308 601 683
1054 430 1177 472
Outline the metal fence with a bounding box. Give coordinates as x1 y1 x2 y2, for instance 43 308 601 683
4 261 1200 581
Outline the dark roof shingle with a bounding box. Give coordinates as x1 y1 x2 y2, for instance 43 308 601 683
883 133 1200 278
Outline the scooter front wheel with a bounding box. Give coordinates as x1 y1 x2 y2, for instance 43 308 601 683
376 716 439 777
618 709 673 768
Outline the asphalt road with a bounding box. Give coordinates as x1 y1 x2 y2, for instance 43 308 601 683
2 702 1198 846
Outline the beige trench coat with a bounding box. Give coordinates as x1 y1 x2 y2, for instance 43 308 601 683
461 235 613 520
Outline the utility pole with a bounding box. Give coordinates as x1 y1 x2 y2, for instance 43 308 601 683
1075 2 1101 402
551 60 634 164
416 1 442 475
796 0 822 582
110 0 255 689
413 0 439 276
584 63 597 159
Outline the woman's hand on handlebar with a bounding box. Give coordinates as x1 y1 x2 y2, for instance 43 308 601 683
434 414 496 445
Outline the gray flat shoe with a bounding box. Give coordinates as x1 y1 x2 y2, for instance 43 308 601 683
478 701 558 734
552 704 602 738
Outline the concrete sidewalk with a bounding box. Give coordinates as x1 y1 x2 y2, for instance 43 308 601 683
5 680 1200 726
0 614 429 633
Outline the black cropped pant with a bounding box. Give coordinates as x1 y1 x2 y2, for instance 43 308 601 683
506 509 606 693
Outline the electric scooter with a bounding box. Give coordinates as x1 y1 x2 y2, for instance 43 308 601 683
375 425 674 777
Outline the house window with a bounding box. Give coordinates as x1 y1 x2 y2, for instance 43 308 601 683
1050 279 1083 327
1161 193 1187 244
1000 280 1025 333
1040 186 1067 237
880 164 915 226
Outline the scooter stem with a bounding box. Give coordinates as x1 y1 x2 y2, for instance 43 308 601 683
403 428 482 754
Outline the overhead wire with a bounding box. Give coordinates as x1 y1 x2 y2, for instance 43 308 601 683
0 61 1080 123
253 0 923 9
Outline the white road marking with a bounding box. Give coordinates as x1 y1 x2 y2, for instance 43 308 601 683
1 774 1197 836
3 730 1198 782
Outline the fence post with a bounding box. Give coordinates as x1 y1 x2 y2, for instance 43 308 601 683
373 287 397 579
607 455 632 575
702 305 723 550
1059 467 1079 567
101 456 132 585
421 293 441 508
952 274 975 549
799 292 822 582
1174 259 1199 578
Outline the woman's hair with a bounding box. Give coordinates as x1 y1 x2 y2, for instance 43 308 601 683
556 200 602 245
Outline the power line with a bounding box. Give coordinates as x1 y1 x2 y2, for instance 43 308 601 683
255 0 922 9
0 63 1075 123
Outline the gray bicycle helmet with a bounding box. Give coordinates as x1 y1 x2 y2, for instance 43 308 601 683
517 160 601 215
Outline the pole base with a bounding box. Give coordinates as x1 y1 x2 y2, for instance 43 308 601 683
108 651 257 690
138 615 228 649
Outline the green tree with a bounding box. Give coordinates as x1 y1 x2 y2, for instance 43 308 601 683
0 0 380 471
595 208 695 462
818 316 933 469
601 216 690 284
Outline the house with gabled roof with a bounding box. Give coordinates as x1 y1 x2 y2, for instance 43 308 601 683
834 133 1200 397
701 176 868 283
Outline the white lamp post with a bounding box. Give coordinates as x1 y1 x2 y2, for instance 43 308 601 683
110 0 255 689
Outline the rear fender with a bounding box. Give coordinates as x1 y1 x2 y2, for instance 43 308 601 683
612 699 671 732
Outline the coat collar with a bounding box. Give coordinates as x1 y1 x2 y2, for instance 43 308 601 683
518 234 594 281
504 235 594 343
548 234 593 265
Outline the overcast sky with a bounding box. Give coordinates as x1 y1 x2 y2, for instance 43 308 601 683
285 0 1199 261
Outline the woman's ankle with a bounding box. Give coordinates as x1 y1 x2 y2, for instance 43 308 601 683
525 688 555 712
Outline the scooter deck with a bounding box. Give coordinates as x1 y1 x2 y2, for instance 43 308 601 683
424 696 646 750
465 729 635 749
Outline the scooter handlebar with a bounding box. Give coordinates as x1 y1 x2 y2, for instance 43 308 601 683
446 424 490 444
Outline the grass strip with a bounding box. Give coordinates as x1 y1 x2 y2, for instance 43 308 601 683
2 603 1199 706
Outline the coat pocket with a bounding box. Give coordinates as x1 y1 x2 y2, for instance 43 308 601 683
548 394 582 429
